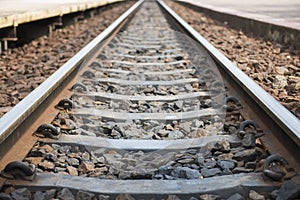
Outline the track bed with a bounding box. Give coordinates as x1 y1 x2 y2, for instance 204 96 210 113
0 1 299 199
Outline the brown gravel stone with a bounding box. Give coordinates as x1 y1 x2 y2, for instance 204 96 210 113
67 166 78 176
166 1 300 118
78 161 95 174
39 160 55 170
0 1 135 118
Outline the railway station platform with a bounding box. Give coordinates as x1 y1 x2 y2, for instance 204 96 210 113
0 0 122 29
0 0 122 52
176 0 300 48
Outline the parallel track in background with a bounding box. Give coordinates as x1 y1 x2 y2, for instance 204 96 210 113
0 0 299 199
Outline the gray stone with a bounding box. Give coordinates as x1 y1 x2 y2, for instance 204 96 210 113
199 194 220 200
177 158 194 164
164 174 176 180
51 144 61 150
121 157 137 166
276 180 300 200
159 164 175 175
132 166 155 179
228 126 237 134
167 195 181 200
197 157 216 169
0 193 13 200
171 167 201 179
75 190 95 200
234 149 257 162
178 122 191 133
151 152 175 167
168 130 185 138
227 193 245 200
11 188 31 200
44 153 58 162
59 145 71 154
232 167 253 173
98 195 110 200
67 157 80 166
245 161 256 169
201 168 221 178
33 191 46 200
81 152 90 161
270 190 278 199
55 167 67 173
116 194 135 200
103 154 118 164
186 149 198 155
192 119 204 128
221 168 232 175
190 164 200 170
57 188 75 200
217 160 235 170
98 194 110 200
249 190 265 200
206 140 230 152
217 153 234 160
152 174 164 180
242 133 256 148
230 147 246 154
29 148 45 157
44 189 56 199
109 166 120 175
119 171 132 179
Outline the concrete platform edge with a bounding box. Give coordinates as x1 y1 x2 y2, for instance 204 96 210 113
0 0 123 29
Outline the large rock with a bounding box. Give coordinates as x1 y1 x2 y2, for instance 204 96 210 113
234 149 257 162
197 157 216 169
217 160 235 170
171 167 201 179
227 193 245 200
242 133 256 148
57 188 75 200
11 188 31 200
168 130 185 139
248 190 265 200
273 75 287 89
78 161 94 174
75 190 95 200
276 180 300 200
201 168 221 178
206 140 230 153
159 164 175 175
199 194 220 200
67 166 78 176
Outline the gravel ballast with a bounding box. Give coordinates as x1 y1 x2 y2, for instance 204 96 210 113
0 1 136 118
166 1 300 119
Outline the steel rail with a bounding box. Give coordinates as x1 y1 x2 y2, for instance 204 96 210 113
0 1 289 197
0 0 144 152
158 0 300 146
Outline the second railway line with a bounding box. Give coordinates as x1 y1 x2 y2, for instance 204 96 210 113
0 0 299 199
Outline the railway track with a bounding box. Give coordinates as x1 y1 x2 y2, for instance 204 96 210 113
0 0 300 199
